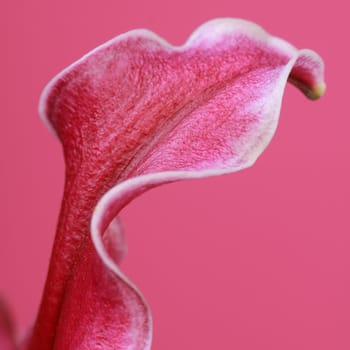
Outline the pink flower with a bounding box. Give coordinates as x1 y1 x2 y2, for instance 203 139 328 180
1 18 325 350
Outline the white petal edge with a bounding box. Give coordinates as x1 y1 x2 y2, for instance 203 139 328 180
38 17 303 138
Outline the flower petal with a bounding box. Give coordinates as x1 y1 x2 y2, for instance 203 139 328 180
49 219 151 350
28 18 325 349
0 298 17 350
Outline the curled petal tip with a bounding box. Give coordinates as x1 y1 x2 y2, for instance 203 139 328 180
288 48 326 101
308 81 326 100
289 78 326 100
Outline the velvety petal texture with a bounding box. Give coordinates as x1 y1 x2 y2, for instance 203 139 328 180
26 18 325 350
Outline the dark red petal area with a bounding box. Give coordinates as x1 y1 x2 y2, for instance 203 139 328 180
26 19 325 349
0 299 17 350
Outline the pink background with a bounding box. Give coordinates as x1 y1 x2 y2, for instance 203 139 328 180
1 1 348 349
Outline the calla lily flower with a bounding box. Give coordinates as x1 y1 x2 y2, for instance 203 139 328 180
1 18 325 350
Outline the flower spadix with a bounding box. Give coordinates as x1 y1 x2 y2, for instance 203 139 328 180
21 18 325 350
